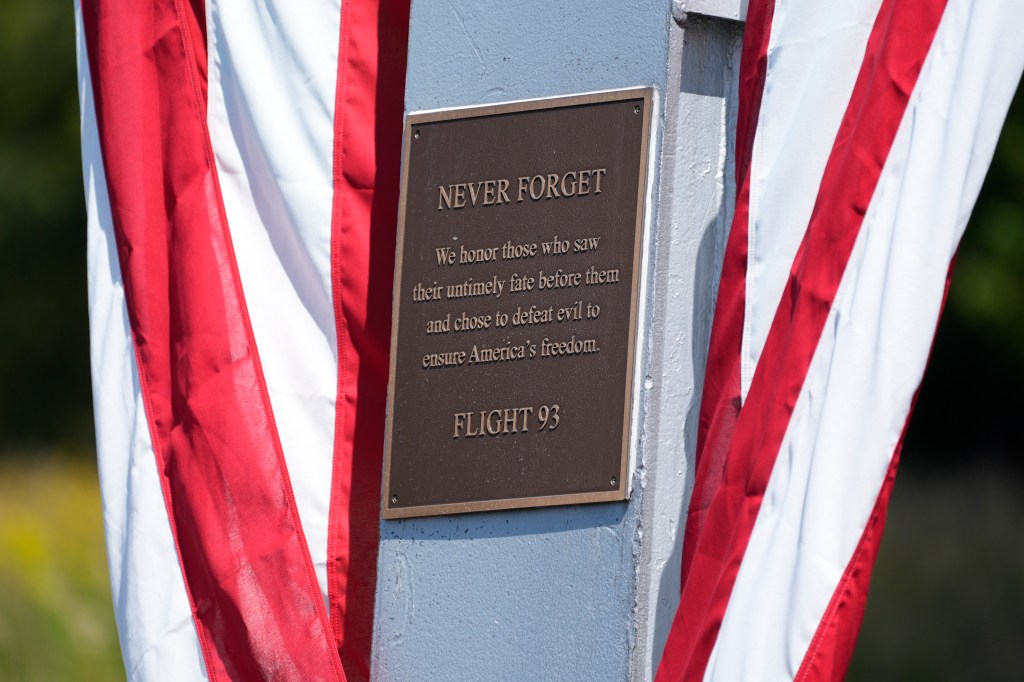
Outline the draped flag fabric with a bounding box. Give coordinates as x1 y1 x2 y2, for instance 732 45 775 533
77 0 409 678
657 0 1024 680
78 0 1024 679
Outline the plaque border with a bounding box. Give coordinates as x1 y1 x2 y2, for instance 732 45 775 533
381 87 654 519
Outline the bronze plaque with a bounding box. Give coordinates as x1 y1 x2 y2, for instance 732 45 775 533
382 88 652 519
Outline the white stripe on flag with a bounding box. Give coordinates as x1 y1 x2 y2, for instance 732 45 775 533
205 0 343 604
77 4 208 679
741 0 883 399
705 1 1024 679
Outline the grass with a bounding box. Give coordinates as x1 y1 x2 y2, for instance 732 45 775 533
0 457 123 681
849 464 1024 681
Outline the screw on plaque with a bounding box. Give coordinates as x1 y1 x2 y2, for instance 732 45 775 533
610 476 618 487
391 494 399 504
633 104 640 114
413 129 420 139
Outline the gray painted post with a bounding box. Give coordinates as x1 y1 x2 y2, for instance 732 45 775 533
372 3 745 679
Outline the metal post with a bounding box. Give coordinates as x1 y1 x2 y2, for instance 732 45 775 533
372 3 745 679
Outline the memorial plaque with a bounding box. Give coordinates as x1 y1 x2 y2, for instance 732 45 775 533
382 88 652 518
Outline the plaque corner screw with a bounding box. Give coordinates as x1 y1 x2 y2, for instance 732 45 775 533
633 104 640 115
413 129 420 140
610 476 618 487
391 494 398 504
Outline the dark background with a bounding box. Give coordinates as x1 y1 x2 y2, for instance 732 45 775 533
0 4 1020 679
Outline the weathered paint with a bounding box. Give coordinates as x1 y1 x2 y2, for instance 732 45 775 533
373 3 742 679
635 15 744 677
677 0 748 22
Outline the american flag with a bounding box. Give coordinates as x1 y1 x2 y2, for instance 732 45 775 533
78 0 407 678
78 0 1023 679
657 0 1024 679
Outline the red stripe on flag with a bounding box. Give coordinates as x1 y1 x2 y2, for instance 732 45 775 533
326 1 411 679
677 0 776 588
657 0 948 679
81 2 347 679
793 259 957 681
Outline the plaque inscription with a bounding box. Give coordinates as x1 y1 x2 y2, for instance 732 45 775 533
383 88 652 518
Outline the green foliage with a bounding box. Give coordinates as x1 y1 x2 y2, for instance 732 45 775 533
950 90 1024 365
0 2 93 450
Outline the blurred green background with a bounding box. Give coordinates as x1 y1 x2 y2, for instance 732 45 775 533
0 3 1021 681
